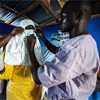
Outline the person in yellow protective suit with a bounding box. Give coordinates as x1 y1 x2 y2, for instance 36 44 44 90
0 65 42 100
0 19 42 100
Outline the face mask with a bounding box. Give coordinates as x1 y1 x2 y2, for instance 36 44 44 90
50 30 70 47
22 30 36 38
58 30 70 45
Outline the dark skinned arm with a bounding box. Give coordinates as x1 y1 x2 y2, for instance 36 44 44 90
0 33 12 48
0 27 24 48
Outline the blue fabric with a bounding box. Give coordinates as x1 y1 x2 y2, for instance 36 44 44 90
0 23 16 36
89 92 100 100
42 24 60 38
87 16 100 56
42 24 60 47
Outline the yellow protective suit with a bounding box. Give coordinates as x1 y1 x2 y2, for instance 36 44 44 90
0 64 42 100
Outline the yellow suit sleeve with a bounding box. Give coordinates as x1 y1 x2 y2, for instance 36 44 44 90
0 64 14 80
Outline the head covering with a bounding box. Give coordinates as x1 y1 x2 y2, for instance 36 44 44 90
17 19 37 38
18 19 35 29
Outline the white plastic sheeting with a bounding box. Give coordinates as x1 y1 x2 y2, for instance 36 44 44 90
4 19 36 66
